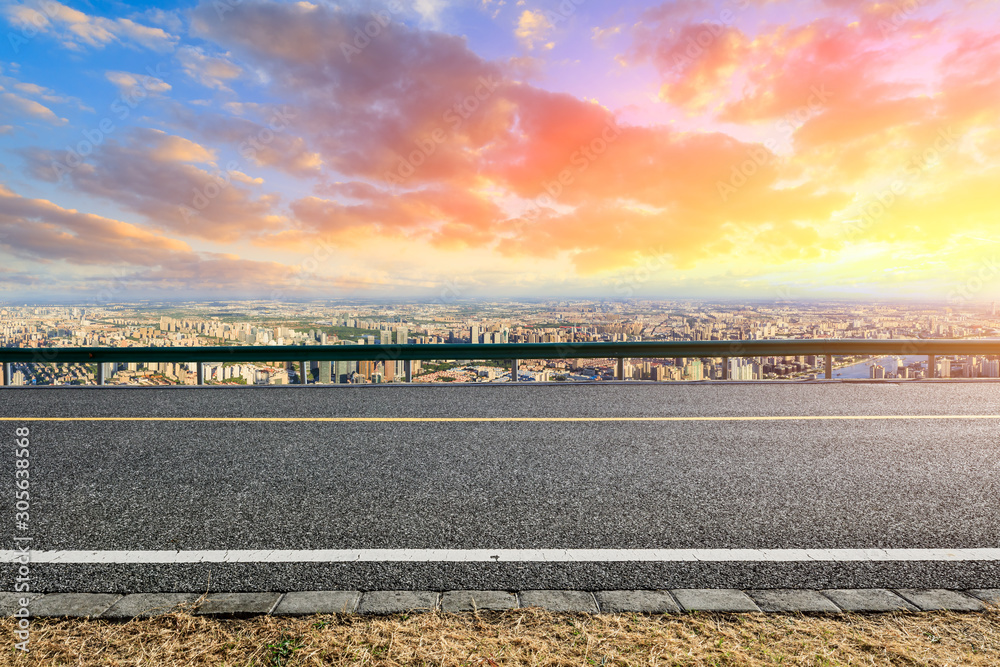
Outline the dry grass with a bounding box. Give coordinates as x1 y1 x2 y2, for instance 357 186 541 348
2 607 999 666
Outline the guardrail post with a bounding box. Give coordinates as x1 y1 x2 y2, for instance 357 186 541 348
825 354 833 379
197 362 205 385
404 359 413 382
2 362 10 386
300 361 309 385
511 358 518 383
616 358 625 380
721 359 729 381
96 363 105 386
928 354 936 379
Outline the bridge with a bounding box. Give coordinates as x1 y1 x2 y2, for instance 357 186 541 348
2 341 1000 615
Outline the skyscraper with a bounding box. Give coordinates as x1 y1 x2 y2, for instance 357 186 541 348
727 357 756 380
684 359 704 381
334 359 357 383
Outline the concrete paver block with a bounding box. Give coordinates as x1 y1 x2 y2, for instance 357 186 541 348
0 593 44 617
967 589 1000 605
672 589 760 612
518 590 599 613
195 592 281 617
895 589 985 611
822 589 917 612
440 590 517 612
358 591 439 614
31 593 121 618
274 591 361 615
748 589 841 613
102 593 202 619
594 590 680 613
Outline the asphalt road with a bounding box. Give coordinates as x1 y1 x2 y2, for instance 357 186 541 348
2 383 1000 592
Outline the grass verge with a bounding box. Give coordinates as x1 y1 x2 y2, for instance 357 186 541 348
1 607 999 666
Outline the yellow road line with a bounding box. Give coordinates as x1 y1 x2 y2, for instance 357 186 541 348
0 415 997 422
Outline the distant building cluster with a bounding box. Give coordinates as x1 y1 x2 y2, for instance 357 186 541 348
870 356 1000 379
2 300 999 386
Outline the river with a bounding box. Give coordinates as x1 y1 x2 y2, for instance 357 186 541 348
829 355 929 379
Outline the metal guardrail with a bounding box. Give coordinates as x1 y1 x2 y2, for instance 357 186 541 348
2 339 999 385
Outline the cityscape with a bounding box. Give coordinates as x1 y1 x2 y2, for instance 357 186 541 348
3 299 999 386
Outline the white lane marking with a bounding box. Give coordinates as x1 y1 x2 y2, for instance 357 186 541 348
2 549 999 564
2 415 1000 422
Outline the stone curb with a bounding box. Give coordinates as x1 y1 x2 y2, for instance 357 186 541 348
4 589 996 618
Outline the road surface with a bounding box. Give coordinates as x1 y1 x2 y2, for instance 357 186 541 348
2 382 999 592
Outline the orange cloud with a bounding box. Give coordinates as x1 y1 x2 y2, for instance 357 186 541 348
19 128 286 243
631 20 749 110
0 184 190 265
0 185 333 297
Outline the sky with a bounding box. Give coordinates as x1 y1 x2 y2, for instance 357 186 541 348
0 0 999 304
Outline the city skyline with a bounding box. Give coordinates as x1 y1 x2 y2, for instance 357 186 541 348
3 297 998 386
1 0 999 302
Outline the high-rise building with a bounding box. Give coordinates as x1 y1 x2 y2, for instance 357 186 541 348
332 359 357 383
870 364 886 379
397 326 408 345
727 357 757 380
938 358 951 378
318 360 332 384
379 330 391 345
470 325 480 344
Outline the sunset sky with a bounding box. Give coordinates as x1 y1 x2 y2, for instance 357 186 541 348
1 0 998 302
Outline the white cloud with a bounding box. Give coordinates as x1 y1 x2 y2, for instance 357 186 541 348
176 47 243 91
414 0 450 27
516 9 555 50
0 92 67 125
105 71 172 97
2 1 177 52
